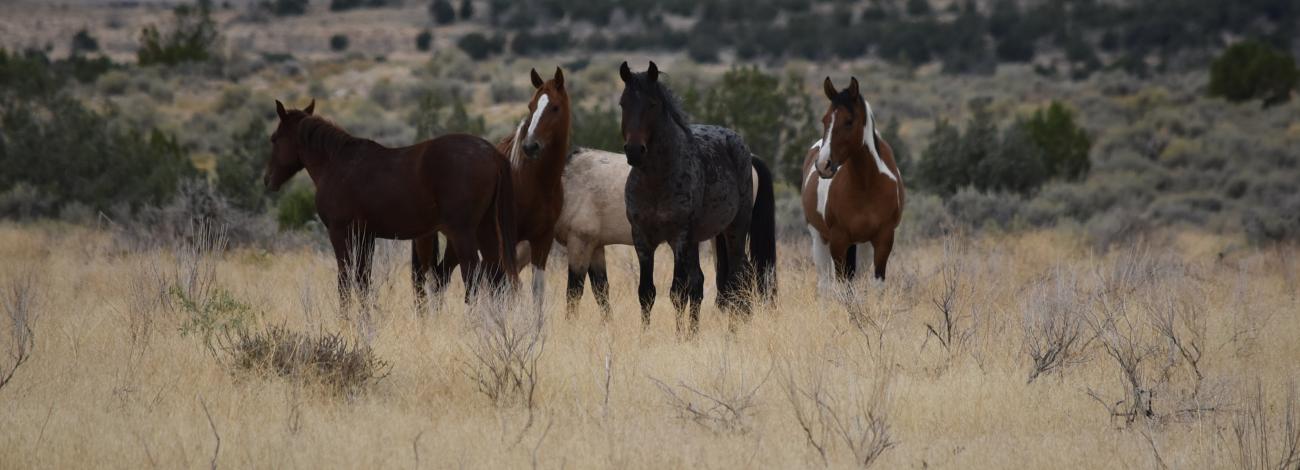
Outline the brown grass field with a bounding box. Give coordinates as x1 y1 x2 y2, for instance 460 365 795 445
1 223 1297 468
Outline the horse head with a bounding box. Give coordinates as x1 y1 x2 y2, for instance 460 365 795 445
816 77 869 179
617 61 664 168
518 67 570 159
265 98 314 191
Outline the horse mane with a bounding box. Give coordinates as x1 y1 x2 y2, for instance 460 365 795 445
629 72 692 137
296 115 376 158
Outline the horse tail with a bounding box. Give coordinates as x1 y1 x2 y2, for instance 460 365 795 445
491 160 520 286
749 156 777 301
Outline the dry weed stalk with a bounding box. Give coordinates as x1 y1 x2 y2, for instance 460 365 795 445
463 289 546 410
1 270 39 392
649 355 771 434
782 360 894 468
1234 381 1300 470
925 238 975 355
1022 267 1093 383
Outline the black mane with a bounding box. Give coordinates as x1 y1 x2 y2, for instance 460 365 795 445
297 115 376 157
627 72 692 136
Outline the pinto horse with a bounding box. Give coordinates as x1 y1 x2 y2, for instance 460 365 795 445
556 147 776 319
802 77 904 293
412 68 571 314
264 100 518 312
618 61 777 334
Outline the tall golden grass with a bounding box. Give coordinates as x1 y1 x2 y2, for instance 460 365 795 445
1 223 1297 468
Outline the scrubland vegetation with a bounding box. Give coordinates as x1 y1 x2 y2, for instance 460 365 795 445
1 0 1298 467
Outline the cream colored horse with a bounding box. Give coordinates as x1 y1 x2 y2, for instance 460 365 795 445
555 148 765 318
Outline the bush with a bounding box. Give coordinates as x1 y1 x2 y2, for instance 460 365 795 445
686 34 721 63
71 29 99 54
431 0 456 24
1023 102 1091 181
1208 39 1299 107
137 1 220 67
275 180 316 230
459 0 474 19
216 119 271 212
329 0 395 12
571 103 621 152
0 94 194 216
329 34 349 51
456 32 505 60
409 89 486 140
261 0 308 15
415 30 433 52
232 325 390 393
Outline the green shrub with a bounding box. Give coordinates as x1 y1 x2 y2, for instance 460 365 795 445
137 1 220 67
329 34 349 52
329 0 395 12
459 0 474 19
571 103 621 152
261 0 308 15
431 0 456 24
216 118 271 212
1208 39 1298 107
416 30 433 52
1023 101 1091 181
275 180 316 230
457 33 504 60
71 29 99 54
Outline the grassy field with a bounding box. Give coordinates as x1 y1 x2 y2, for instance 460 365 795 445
1 224 1297 468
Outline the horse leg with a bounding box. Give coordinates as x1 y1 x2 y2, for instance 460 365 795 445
670 236 704 336
528 237 553 316
329 228 357 314
844 244 859 281
565 238 592 320
871 230 895 281
432 235 458 297
449 229 483 303
412 236 435 315
589 246 612 321
633 236 657 328
808 225 834 294
711 236 731 311
721 222 753 320
354 232 377 342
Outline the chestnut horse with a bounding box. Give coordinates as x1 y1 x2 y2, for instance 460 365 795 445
264 100 518 313
802 77 904 293
412 68 571 313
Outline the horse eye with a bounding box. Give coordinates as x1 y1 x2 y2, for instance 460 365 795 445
550 105 559 112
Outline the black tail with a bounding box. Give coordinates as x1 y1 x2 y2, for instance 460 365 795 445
749 156 777 302
491 162 520 286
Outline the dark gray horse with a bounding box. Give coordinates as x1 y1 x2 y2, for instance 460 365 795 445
618 61 777 334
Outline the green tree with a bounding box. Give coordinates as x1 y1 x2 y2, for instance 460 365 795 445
431 0 457 24
415 30 433 52
915 117 965 196
456 33 504 60
137 0 220 66
685 66 816 186
458 0 474 19
1208 39 1299 107
216 119 271 212
1022 101 1090 181
261 0 308 15
276 179 316 230
71 29 99 54
329 34 349 51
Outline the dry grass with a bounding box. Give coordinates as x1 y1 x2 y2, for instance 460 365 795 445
0 224 1298 468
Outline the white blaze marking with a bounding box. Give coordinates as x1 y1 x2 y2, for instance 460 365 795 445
526 93 549 142
862 98 898 183
817 114 834 170
809 138 823 150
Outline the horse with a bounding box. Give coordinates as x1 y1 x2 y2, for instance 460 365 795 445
802 77 904 298
617 61 777 334
410 68 571 314
556 147 776 319
263 99 518 316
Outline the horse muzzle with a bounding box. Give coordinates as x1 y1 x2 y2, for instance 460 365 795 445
624 143 646 167
522 141 542 159
815 158 839 179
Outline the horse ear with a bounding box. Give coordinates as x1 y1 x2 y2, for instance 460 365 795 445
530 68 544 89
553 67 564 88
275 100 287 119
848 77 860 96
823 77 836 100
304 99 315 115
619 61 632 83
647 61 659 82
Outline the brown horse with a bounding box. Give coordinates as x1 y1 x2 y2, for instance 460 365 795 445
802 77 904 293
412 68 571 313
264 99 518 312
